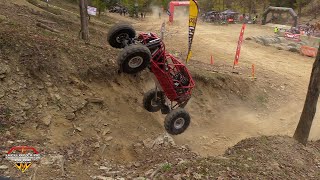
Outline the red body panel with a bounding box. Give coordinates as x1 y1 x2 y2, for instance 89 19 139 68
137 33 195 103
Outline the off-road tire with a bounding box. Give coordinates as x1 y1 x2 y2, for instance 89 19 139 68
143 89 163 112
118 44 151 74
107 23 136 48
164 108 190 135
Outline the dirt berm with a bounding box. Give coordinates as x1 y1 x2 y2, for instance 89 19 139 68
0 0 319 179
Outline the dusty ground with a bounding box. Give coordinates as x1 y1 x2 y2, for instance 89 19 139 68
0 0 320 179
163 136 320 179
128 10 320 156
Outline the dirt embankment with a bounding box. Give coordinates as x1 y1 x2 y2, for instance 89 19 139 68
162 136 320 179
1 0 320 179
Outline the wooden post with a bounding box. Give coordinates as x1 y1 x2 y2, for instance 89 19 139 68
293 44 320 145
79 0 89 41
160 21 165 40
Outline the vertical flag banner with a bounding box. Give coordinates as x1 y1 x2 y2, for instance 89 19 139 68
186 0 199 63
233 23 246 68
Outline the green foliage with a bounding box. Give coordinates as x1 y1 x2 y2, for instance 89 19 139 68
161 163 172 171
161 0 170 10
92 0 107 15
271 0 291 7
95 0 314 17
105 0 119 7
26 0 40 6
120 0 153 17
27 0 62 15
188 0 314 16
65 0 79 3
256 94 268 104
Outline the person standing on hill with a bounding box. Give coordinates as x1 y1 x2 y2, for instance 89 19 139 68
252 16 256 24
239 14 244 22
274 26 279 34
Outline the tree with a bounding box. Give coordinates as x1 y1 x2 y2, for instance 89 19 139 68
295 0 307 16
308 0 320 19
294 44 320 145
234 0 256 15
92 0 107 16
79 0 89 41
270 0 289 7
258 0 271 11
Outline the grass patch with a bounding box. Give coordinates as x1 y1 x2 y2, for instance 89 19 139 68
7 21 20 27
26 0 39 6
0 106 12 133
27 0 62 15
0 106 12 120
256 94 268 104
161 163 172 172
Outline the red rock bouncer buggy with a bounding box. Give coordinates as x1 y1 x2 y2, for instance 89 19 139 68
107 23 195 135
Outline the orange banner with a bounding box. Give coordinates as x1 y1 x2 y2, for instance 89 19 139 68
300 46 317 57
233 24 246 67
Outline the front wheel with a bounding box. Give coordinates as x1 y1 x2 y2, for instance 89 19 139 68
118 44 151 74
164 108 190 135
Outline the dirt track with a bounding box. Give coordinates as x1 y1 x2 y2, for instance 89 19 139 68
1 1 320 178
109 12 320 156
2 0 319 158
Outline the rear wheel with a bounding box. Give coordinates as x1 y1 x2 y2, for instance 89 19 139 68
143 89 163 112
107 23 136 48
164 108 190 135
118 44 151 74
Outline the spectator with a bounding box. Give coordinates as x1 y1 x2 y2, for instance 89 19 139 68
245 14 249 23
252 16 256 24
274 26 279 34
239 14 244 22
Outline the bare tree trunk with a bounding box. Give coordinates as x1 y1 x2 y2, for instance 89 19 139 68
316 2 319 19
222 0 225 11
248 0 253 18
263 1 267 11
79 0 89 41
298 6 302 17
294 44 320 145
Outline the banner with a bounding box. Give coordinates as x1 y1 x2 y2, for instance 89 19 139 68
186 0 199 63
87 6 97 16
233 23 246 67
300 46 317 57
166 9 171 16
284 32 301 42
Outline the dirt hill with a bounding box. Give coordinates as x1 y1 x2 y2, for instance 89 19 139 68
0 0 320 179
162 136 320 179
